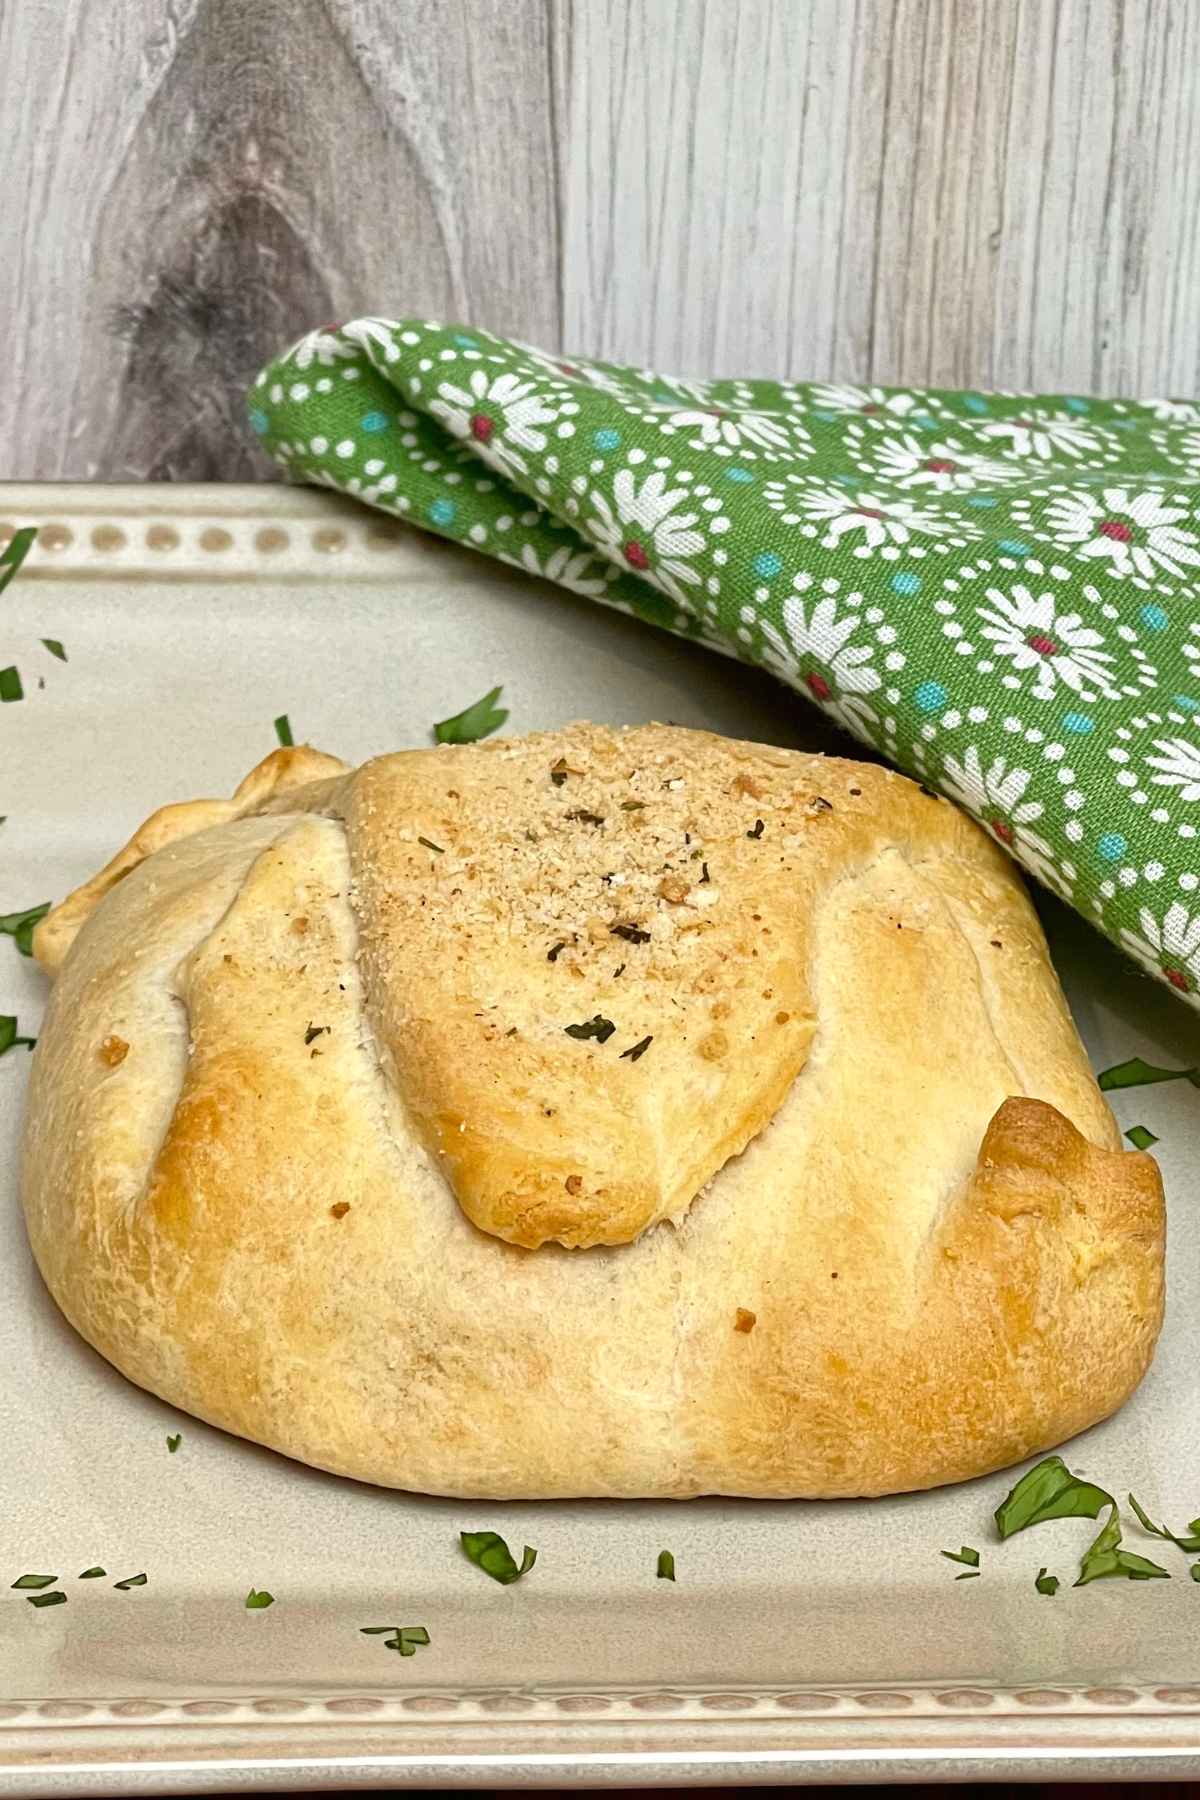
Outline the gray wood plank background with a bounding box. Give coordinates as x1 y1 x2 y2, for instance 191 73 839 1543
2 0 1198 481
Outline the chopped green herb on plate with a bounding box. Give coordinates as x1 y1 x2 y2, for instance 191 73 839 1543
1098 1057 1200 1093
434 685 508 745
11 1573 57 1590
1076 1508 1169 1585
1127 1493 1200 1554
0 1017 37 1057
657 1550 676 1581
994 1456 1112 1537
361 1624 430 1655
460 1531 537 1585
26 1590 67 1608
274 714 294 747
940 1546 980 1568
245 1589 275 1610
0 526 37 596
0 903 49 957
995 1456 1171 1586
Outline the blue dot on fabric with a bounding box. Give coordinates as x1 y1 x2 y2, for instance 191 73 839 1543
998 538 1031 557
1064 396 1090 414
1140 603 1169 632
593 428 620 451
1097 833 1127 862
429 498 456 527
914 681 947 713
454 334 479 349
1062 711 1094 734
963 394 990 415
249 409 269 435
891 571 921 596
725 465 753 482
1111 417 1139 431
967 495 999 509
1174 694 1200 713
361 411 390 433
912 413 938 431
753 551 782 579
812 409 837 423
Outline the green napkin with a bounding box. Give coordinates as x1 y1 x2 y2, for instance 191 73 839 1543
251 318 1200 1009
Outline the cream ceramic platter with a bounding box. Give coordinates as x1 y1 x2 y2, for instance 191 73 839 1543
2 483 1200 1793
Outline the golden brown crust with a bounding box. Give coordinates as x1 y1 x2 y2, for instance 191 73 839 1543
19 725 1164 1498
32 746 349 976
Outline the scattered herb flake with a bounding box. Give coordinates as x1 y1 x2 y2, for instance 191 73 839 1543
0 902 49 956
1076 1507 1170 1586
41 638 67 662
245 1589 275 1609
26 1591 67 1608
620 1035 653 1062
113 1573 147 1590
460 1530 537 1585
273 714 294 747
998 1457 1174 1587
746 818 765 839
656 1550 675 1582
1125 1125 1160 1151
1128 1493 1200 1554
361 1624 430 1655
0 1016 36 1057
700 861 711 883
11 1574 57 1590
955 1570 981 1580
167 1433 181 1453
620 800 645 812
434 685 508 745
565 1014 616 1043
78 1568 106 1580
0 526 37 595
418 835 445 854
547 941 567 963
564 808 605 827
940 1546 980 1568
1098 1057 1200 1093
304 1023 329 1046
1193 1565 1200 1583
0 666 23 703
610 923 651 944
1035 1568 1060 1596
994 1455 1113 1538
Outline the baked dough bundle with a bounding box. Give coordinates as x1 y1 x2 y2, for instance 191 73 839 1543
21 725 1164 1497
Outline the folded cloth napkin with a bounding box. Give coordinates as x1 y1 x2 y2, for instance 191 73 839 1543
251 318 1200 1009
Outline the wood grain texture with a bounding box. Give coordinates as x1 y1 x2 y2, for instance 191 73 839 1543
1 0 1198 480
560 0 1200 394
0 0 560 478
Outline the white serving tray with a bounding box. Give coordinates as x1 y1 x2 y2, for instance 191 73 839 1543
2 483 1200 1793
